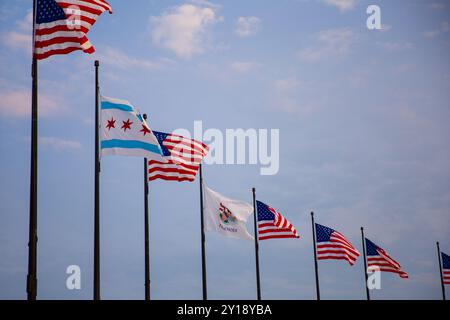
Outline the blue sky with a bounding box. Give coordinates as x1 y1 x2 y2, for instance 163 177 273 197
1 0 450 299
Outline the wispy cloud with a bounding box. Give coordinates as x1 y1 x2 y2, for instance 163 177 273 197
379 41 414 52
272 77 317 116
235 16 261 37
298 27 355 62
188 0 221 9
41 137 83 152
430 2 446 10
150 3 222 59
0 89 63 118
380 24 392 32
99 47 174 70
423 21 449 38
274 77 301 92
229 61 259 73
320 0 357 12
2 12 32 52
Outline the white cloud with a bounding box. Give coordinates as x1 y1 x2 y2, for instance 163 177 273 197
2 12 32 52
229 61 259 73
188 0 221 9
423 21 449 38
272 77 317 117
430 2 446 10
82 117 94 125
380 24 392 32
235 16 261 37
298 27 355 62
99 47 174 70
274 77 301 92
320 0 357 12
0 89 63 118
423 30 440 38
150 4 221 59
379 41 413 52
6 31 31 51
41 137 83 152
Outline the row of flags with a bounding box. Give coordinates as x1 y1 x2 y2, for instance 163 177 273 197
98 91 438 295
26 0 449 300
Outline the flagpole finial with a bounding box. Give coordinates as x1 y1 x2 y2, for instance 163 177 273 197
361 226 364 231
95 60 99 67
143 114 147 120
252 187 255 192
310 211 314 217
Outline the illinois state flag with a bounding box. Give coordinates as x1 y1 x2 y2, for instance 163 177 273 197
100 96 163 160
203 185 254 240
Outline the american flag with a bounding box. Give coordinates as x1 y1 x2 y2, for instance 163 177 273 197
148 131 209 182
315 223 360 265
34 0 112 60
256 201 299 240
365 238 408 278
442 252 450 285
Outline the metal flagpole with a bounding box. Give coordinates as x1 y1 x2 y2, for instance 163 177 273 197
311 212 320 300
199 164 207 300
143 115 150 300
437 242 446 300
361 227 370 300
252 187 261 300
93 60 101 300
27 0 38 301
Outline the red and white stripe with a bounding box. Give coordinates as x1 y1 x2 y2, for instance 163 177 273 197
443 270 450 285
148 134 208 182
258 208 299 240
317 231 360 265
34 0 112 60
367 248 408 278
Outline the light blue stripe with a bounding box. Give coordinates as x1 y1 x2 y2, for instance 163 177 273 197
101 101 134 112
101 139 162 155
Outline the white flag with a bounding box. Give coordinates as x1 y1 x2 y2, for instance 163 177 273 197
203 185 254 240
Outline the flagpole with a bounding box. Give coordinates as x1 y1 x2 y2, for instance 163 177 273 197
252 187 261 300
27 0 38 301
361 227 370 300
199 164 207 300
94 60 101 300
310 211 320 300
143 114 150 301
437 242 446 300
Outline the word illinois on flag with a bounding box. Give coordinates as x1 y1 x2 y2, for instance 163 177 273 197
365 238 408 278
148 131 208 182
34 0 112 60
100 96 163 160
442 252 450 285
256 201 299 240
203 185 254 240
315 223 360 265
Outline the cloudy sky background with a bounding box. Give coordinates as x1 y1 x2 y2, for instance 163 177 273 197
1 0 450 299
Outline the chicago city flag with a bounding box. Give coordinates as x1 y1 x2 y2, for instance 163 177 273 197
203 185 254 240
100 96 163 160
